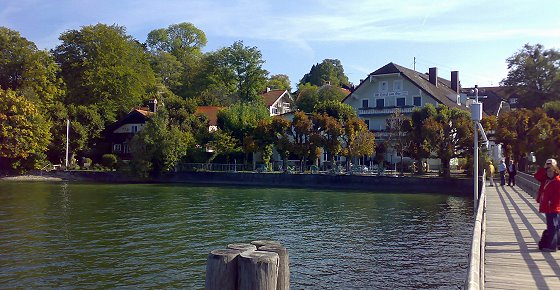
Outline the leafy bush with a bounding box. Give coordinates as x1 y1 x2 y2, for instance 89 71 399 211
101 154 118 169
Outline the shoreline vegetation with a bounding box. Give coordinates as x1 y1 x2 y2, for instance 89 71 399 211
0 171 475 195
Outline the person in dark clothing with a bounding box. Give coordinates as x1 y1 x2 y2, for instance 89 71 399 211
507 159 517 186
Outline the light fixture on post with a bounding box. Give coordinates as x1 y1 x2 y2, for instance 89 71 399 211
471 85 484 210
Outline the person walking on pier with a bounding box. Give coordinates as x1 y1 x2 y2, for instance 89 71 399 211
498 159 506 186
534 158 560 252
487 161 495 187
507 159 517 186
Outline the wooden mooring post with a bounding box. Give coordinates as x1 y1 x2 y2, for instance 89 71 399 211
205 240 289 290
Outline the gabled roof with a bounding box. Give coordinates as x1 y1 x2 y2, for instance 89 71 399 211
462 87 512 116
196 106 223 126
261 89 291 106
344 62 464 110
105 108 153 134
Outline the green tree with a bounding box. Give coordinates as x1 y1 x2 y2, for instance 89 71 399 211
206 129 238 164
543 101 560 119
53 23 157 123
0 27 65 109
146 22 207 61
317 85 347 103
312 112 343 169
252 119 276 171
408 105 437 174
198 41 268 104
148 51 184 91
295 83 319 113
495 108 544 170
146 22 207 98
289 111 313 172
0 27 66 164
67 104 105 155
340 117 374 171
314 100 356 120
130 109 193 177
529 115 560 164
375 141 388 174
299 59 350 87
267 74 292 92
270 117 292 172
217 100 270 143
422 104 473 177
501 43 560 108
0 89 51 172
386 109 412 175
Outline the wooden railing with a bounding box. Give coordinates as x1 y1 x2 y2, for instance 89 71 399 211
465 171 487 290
516 171 540 199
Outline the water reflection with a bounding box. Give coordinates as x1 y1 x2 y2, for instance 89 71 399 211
0 181 472 289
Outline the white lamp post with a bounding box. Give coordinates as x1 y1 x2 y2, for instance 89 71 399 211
471 86 483 210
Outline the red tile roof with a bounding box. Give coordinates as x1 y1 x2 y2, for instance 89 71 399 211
196 106 223 126
261 90 286 106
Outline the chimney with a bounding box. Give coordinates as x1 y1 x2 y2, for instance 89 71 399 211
266 87 271 93
429 67 438 87
148 98 158 113
451 71 459 93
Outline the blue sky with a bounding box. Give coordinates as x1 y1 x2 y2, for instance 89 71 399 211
2 0 559 89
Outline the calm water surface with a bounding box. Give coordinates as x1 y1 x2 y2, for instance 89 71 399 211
0 181 473 289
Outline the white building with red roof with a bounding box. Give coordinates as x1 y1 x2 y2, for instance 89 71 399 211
261 88 294 116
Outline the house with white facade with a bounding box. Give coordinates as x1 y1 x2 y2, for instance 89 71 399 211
342 62 467 170
261 89 294 116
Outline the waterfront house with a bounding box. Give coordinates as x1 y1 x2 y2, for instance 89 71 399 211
261 88 294 116
342 62 467 170
105 99 157 160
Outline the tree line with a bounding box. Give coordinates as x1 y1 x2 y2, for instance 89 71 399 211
0 22 354 174
1 19 559 177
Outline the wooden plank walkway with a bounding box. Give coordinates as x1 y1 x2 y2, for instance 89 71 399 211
485 184 560 289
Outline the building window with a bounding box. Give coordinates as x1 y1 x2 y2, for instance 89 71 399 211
413 96 422 106
131 125 138 133
393 80 403 91
364 119 370 129
362 99 369 108
123 144 130 154
376 99 385 108
379 81 388 93
113 144 121 153
396 97 406 107
271 107 278 114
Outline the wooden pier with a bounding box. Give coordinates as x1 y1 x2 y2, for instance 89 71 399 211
483 178 560 289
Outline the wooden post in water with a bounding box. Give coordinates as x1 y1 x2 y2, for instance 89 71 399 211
227 243 257 252
237 251 279 290
205 249 243 290
259 244 289 290
251 240 281 249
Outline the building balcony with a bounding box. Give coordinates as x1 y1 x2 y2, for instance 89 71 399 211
359 106 415 116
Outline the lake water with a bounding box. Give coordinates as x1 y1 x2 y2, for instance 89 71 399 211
0 181 473 289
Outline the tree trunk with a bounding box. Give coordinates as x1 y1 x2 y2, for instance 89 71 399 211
442 157 451 177
400 152 404 176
